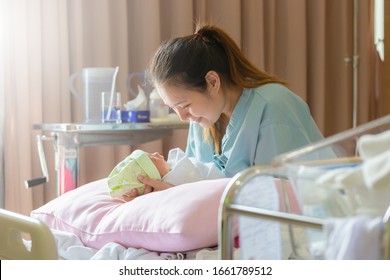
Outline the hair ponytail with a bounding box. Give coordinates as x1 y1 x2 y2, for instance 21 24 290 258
195 23 286 154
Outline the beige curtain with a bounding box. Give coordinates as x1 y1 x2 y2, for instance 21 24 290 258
3 0 72 213
1 0 379 215
0 0 5 208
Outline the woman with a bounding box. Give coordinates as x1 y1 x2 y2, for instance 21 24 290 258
132 23 323 197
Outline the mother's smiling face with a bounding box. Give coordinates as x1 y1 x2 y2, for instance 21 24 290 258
155 71 225 129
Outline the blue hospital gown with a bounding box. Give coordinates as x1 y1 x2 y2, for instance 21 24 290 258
185 83 324 177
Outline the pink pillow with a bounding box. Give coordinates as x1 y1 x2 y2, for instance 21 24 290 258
31 177 231 252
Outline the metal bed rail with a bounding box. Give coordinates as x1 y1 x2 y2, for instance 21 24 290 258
218 165 390 260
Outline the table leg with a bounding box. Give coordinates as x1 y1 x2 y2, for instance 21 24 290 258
57 145 79 195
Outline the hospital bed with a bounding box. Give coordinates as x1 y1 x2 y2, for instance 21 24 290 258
1 115 390 260
0 199 221 260
1 176 230 260
0 209 58 259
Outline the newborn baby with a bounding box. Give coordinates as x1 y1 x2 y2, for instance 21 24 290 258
108 148 225 199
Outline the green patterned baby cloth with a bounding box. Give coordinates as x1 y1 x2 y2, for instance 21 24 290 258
108 150 161 198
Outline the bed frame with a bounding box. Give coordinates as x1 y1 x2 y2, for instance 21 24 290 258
0 208 58 259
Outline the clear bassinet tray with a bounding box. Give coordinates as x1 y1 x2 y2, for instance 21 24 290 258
270 115 390 258
219 115 390 260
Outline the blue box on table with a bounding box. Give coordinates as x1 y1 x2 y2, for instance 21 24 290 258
121 110 150 123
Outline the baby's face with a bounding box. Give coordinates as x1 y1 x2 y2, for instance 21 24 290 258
149 152 170 177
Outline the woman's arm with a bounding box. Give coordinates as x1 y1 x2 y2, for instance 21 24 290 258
122 175 173 201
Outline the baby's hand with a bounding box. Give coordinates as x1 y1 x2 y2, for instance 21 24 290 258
121 190 137 202
121 188 149 202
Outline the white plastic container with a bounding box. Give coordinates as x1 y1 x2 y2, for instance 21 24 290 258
149 89 169 123
68 67 118 124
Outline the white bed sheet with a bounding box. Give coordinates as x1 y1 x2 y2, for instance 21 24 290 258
23 229 219 260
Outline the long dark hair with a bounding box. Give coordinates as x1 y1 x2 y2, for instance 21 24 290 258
149 23 285 154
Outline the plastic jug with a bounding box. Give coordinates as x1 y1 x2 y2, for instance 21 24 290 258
68 67 118 123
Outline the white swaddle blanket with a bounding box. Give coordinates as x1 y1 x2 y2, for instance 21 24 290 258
324 216 383 260
317 129 390 189
315 129 390 215
358 130 390 159
358 130 390 189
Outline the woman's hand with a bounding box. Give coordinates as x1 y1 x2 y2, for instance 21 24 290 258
138 175 173 192
122 175 174 201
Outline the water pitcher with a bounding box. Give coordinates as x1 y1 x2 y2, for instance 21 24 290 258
68 67 117 123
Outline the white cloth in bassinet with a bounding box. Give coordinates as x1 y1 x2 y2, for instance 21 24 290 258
324 216 383 260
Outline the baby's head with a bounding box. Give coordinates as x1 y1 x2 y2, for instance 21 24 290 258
148 152 170 177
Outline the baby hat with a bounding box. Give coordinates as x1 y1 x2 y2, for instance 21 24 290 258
108 150 161 198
